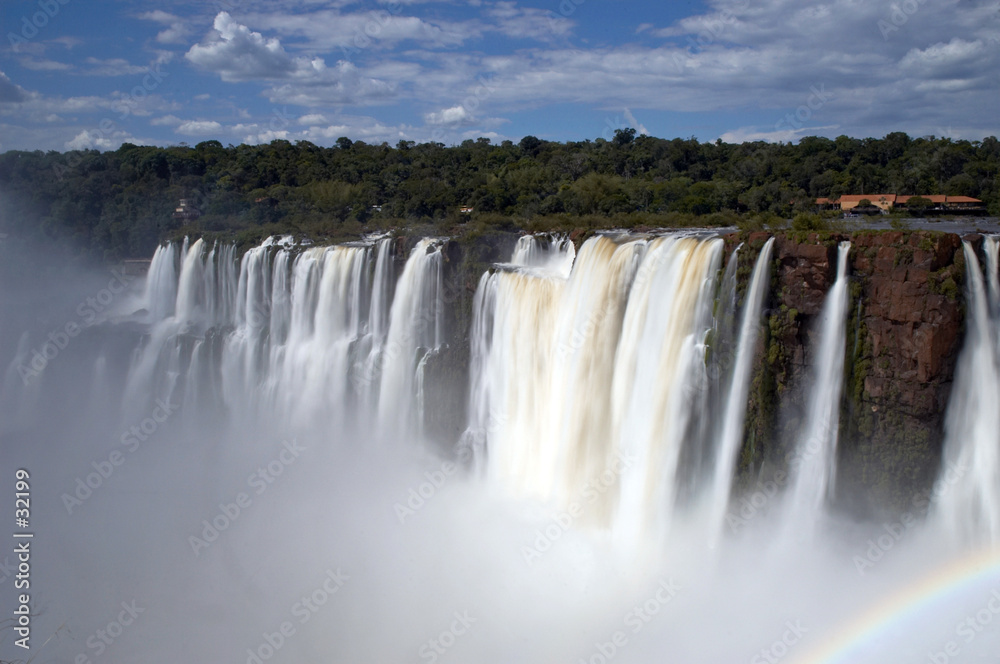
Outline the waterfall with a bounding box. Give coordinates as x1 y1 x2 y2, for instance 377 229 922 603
706 237 775 543
117 234 452 437
377 238 445 437
268 244 373 425
357 236 395 410
932 237 1000 545
143 242 178 321
549 236 645 519
611 236 722 540
510 233 576 276
469 260 569 495
466 232 727 538
783 241 852 533
175 238 207 325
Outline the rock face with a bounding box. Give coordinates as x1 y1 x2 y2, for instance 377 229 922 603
727 229 969 516
430 227 979 517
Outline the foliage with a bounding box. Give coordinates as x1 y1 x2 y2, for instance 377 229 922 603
0 132 997 260
791 213 829 231
905 195 933 215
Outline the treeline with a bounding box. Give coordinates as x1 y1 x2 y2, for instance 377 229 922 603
1 130 998 260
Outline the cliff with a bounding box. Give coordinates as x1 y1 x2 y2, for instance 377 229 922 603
727 230 970 517
421 227 983 517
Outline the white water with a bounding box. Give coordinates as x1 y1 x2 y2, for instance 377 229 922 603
707 237 774 544
784 241 852 534
378 238 445 436
126 234 438 434
6 230 1000 664
510 232 576 277
462 233 578 467
467 233 773 541
933 237 1000 544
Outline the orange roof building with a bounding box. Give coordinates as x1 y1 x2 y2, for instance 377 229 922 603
814 195 983 211
838 195 896 211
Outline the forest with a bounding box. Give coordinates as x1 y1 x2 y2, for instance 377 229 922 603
0 130 998 261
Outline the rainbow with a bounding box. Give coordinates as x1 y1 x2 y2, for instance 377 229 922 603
793 547 1000 664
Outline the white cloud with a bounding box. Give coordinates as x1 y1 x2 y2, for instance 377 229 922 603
18 58 73 71
460 130 503 142
424 105 469 125
263 60 396 106
156 24 192 45
623 108 649 136
485 2 573 40
65 129 137 151
241 8 476 52
186 12 322 81
718 125 841 144
386 0 998 139
244 129 290 144
139 10 179 24
177 120 223 135
185 13 396 106
899 38 987 76
138 10 192 45
298 113 328 125
5 0 1000 150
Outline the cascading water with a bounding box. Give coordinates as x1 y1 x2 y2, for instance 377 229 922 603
461 233 578 468
377 238 445 437
121 234 438 436
466 232 764 539
610 236 722 541
8 225 1000 664
932 237 1000 545
783 241 851 534
143 241 178 321
510 233 576 276
706 237 775 543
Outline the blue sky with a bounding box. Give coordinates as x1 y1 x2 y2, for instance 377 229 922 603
1 0 998 152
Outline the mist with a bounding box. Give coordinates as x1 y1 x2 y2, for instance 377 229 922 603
1 229 998 664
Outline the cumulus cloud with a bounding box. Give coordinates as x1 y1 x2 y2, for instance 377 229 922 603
5 0 1000 150
424 105 470 125
404 0 998 140
184 13 394 106
186 12 324 81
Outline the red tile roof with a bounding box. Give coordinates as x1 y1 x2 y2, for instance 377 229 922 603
838 194 896 203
